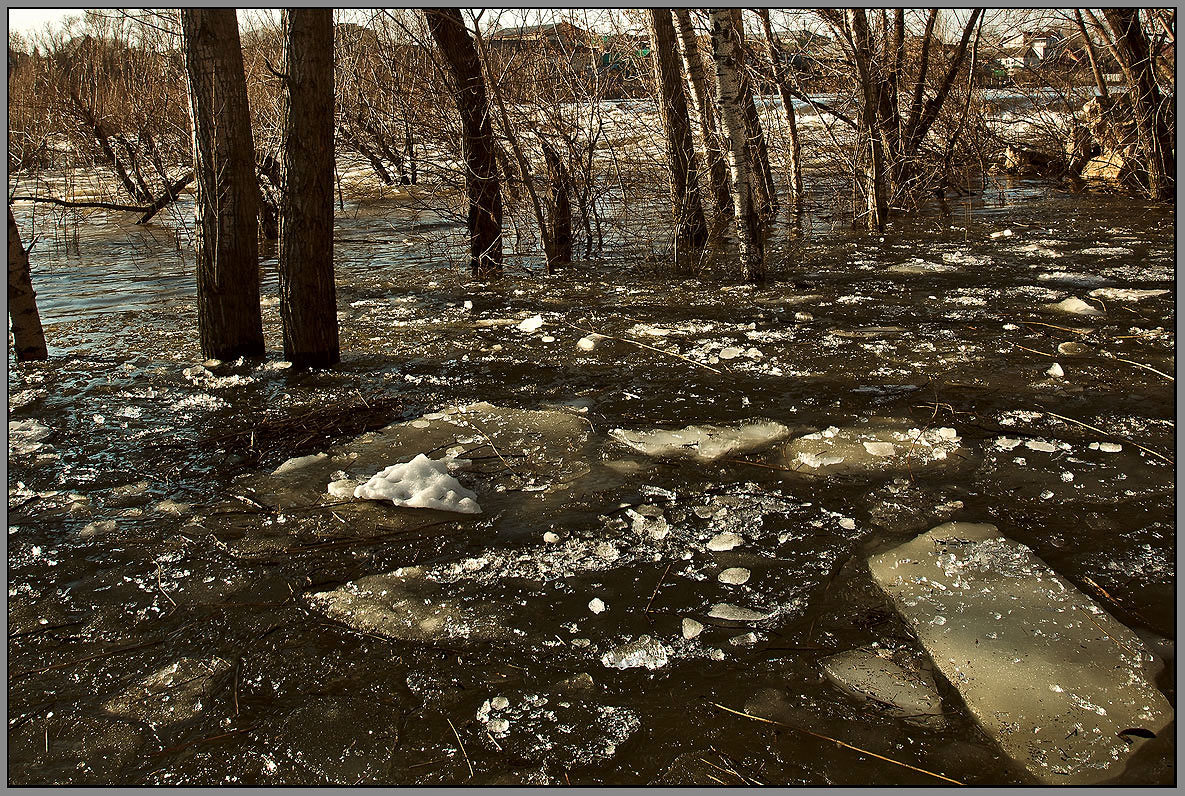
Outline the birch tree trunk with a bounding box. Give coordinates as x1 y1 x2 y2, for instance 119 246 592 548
7 209 48 361
425 8 503 278
1102 8 1173 200
730 9 778 219
180 8 265 360
847 10 889 231
279 9 339 367
755 9 803 211
672 9 732 219
649 8 708 251
709 8 764 282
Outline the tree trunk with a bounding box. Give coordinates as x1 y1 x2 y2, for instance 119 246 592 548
848 10 889 231
672 9 732 219
7 209 48 361
540 138 572 268
709 8 764 283
755 9 803 211
180 8 265 360
730 9 778 219
1103 8 1174 200
1075 10 1110 99
649 8 709 251
425 8 503 278
279 9 339 368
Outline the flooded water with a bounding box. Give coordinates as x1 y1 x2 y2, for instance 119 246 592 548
7 178 1175 785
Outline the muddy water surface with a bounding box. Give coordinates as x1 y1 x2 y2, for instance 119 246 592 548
8 183 1175 785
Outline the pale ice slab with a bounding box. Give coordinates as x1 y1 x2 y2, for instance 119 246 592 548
821 646 944 728
1088 287 1170 302
353 454 481 514
1046 297 1104 316
103 657 231 727
9 419 51 455
601 635 671 670
272 452 328 475
782 420 973 478
610 420 791 463
868 522 1172 785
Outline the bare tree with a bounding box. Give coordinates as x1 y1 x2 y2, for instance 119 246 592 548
180 8 265 360
425 8 503 278
755 9 803 211
649 8 708 252
279 9 339 367
1101 8 1174 200
7 209 48 361
709 8 763 282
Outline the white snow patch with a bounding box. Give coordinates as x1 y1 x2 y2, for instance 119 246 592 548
353 454 481 514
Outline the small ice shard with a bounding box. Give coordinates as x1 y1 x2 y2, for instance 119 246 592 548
708 603 770 622
273 452 328 475
353 454 481 514
517 314 544 332
487 718 510 734
490 696 510 710
709 648 725 661
706 532 743 552
682 618 704 639
1098 442 1122 453
576 334 606 351
601 635 670 670
152 499 191 516
1024 440 1057 453
729 632 758 646
589 598 607 614
1046 362 1064 378
717 568 750 585
718 346 743 360
79 520 117 538
989 229 1014 238
838 517 857 530
327 479 358 499
1047 297 1103 316
862 441 896 457
1057 341 1088 355
543 531 560 543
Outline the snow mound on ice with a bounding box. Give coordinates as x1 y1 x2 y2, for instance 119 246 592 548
353 454 481 514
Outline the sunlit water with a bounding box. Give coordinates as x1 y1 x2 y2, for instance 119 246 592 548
8 178 1175 785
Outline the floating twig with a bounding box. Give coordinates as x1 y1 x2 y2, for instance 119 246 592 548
644 562 673 614
708 701 964 785
445 717 474 780
1039 409 1172 464
563 320 725 374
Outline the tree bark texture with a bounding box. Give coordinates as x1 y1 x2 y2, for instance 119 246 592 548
649 8 709 251
425 8 503 278
180 8 265 360
672 9 732 219
729 9 778 219
708 9 764 283
280 9 339 367
1102 8 1174 200
848 10 889 231
540 138 573 268
7 209 48 361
